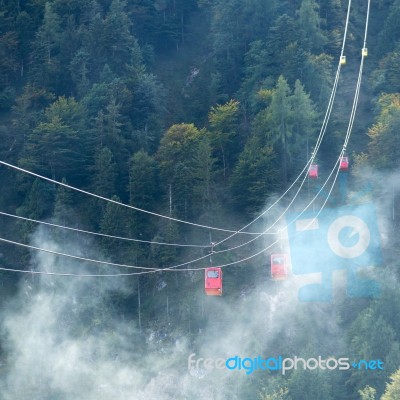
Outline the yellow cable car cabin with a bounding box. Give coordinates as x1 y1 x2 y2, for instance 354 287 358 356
340 55 346 65
362 48 368 57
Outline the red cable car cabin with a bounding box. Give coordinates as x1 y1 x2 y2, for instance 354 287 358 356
309 164 318 179
270 254 288 280
339 156 349 171
205 267 222 296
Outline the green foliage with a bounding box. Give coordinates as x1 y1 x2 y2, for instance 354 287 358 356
253 75 319 185
291 79 319 166
128 72 166 153
259 387 290 400
347 306 400 394
12 84 55 138
381 370 400 400
52 178 78 241
191 137 216 213
129 0 198 50
127 150 159 240
371 50 400 94
367 93 400 169
303 52 334 104
16 178 54 220
157 123 209 218
100 195 128 258
2 1 400 397
157 123 203 177
81 0 143 81
151 221 180 267
287 369 334 400
29 2 63 90
376 2 400 58
16 179 54 242
20 96 90 184
128 150 159 209
230 137 279 214
91 146 116 198
0 31 19 88
208 99 240 178
296 0 327 52
239 40 270 110
359 385 376 400
53 178 75 221
265 14 299 81
210 0 279 95
264 75 293 185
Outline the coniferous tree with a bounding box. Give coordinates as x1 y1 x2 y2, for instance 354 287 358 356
208 99 240 180
296 0 327 53
29 2 62 90
100 195 127 258
127 150 159 241
381 370 400 400
229 136 279 214
19 96 90 184
157 123 203 219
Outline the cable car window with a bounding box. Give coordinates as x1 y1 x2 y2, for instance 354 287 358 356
207 270 219 278
272 257 284 264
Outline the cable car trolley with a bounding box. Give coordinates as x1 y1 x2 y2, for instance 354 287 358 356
205 267 222 296
339 156 349 171
309 164 318 179
270 254 288 280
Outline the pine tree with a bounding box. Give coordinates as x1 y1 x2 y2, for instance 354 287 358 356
208 99 240 179
266 76 293 186
229 136 279 214
29 2 62 90
296 0 327 52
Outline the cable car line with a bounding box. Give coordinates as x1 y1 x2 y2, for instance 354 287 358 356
0 0 369 279
132 0 370 276
0 265 145 277
0 157 362 277
279 3 369 234
0 3 354 242
0 164 342 279
211 0 353 249
0 210 210 248
0 158 349 278
0 156 363 278
0 236 158 271
0 144 356 277
0 144 360 277
0 160 274 237
0 150 349 276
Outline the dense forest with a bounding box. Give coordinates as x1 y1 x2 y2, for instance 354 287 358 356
1 0 400 398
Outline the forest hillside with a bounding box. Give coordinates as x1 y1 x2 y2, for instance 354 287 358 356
1 0 400 399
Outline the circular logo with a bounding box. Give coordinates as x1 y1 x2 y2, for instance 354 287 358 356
327 215 370 258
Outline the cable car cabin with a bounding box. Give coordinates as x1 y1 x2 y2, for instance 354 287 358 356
271 254 288 280
205 267 222 296
362 47 368 57
340 55 346 65
309 164 318 179
340 156 349 171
